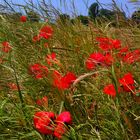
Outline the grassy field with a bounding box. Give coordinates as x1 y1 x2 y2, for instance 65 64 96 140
0 6 140 140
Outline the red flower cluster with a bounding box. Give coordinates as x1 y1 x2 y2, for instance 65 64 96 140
33 25 53 42
52 70 76 90
103 73 136 97
96 37 121 51
32 35 41 42
85 52 113 70
86 36 140 71
117 46 140 64
8 83 18 91
54 111 72 139
86 52 104 70
29 64 76 90
104 53 114 66
119 73 135 92
103 84 120 97
33 111 72 139
29 63 48 79
39 26 53 39
122 49 140 64
1 41 12 53
46 52 58 66
36 96 48 106
117 46 129 58
20 16 27 22
34 111 55 135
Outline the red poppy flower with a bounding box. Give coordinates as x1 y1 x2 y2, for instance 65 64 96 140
62 72 77 88
55 111 72 125
52 70 62 89
33 111 55 135
119 73 135 92
103 84 120 97
111 39 121 49
52 70 76 90
39 26 53 39
46 53 58 66
8 83 18 91
85 52 105 70
89 52 105 64
96 37 113 51
133 49 140 62
96 37 121 51
119 73 134 85
29 63 48 79
117 46 129 58
54 111 72 139
122 84 135 92
54 123 66 139
36 96 48 106
122 52 135 64
20 16 27 22
120 49 140 64
2 41 9 47
104 53 114 66
1 41 12 53
85 59 95 70
33 35 41 42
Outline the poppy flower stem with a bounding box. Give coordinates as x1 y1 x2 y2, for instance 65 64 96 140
94 103 100 132
111 65 120 100
9 60 25 110
14 69 24 104
10 62 30 126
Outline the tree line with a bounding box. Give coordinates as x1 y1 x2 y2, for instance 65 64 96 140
0 1 140 25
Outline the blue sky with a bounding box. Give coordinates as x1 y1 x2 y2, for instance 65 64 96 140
1 0 139 17
48 0 137 17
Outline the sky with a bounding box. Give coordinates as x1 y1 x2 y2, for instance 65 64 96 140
0 0 139 17
48 0 138 17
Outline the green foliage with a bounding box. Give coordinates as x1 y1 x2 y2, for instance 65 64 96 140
0 1 140 140
77 15 89 25
88 2 99 19
0 12 22 22
58 14 70 24
88 2 126 23
98 8 115 20
132 10 140 23
27 11 40 22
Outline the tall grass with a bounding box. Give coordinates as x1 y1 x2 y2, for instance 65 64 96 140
0 0 140 140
